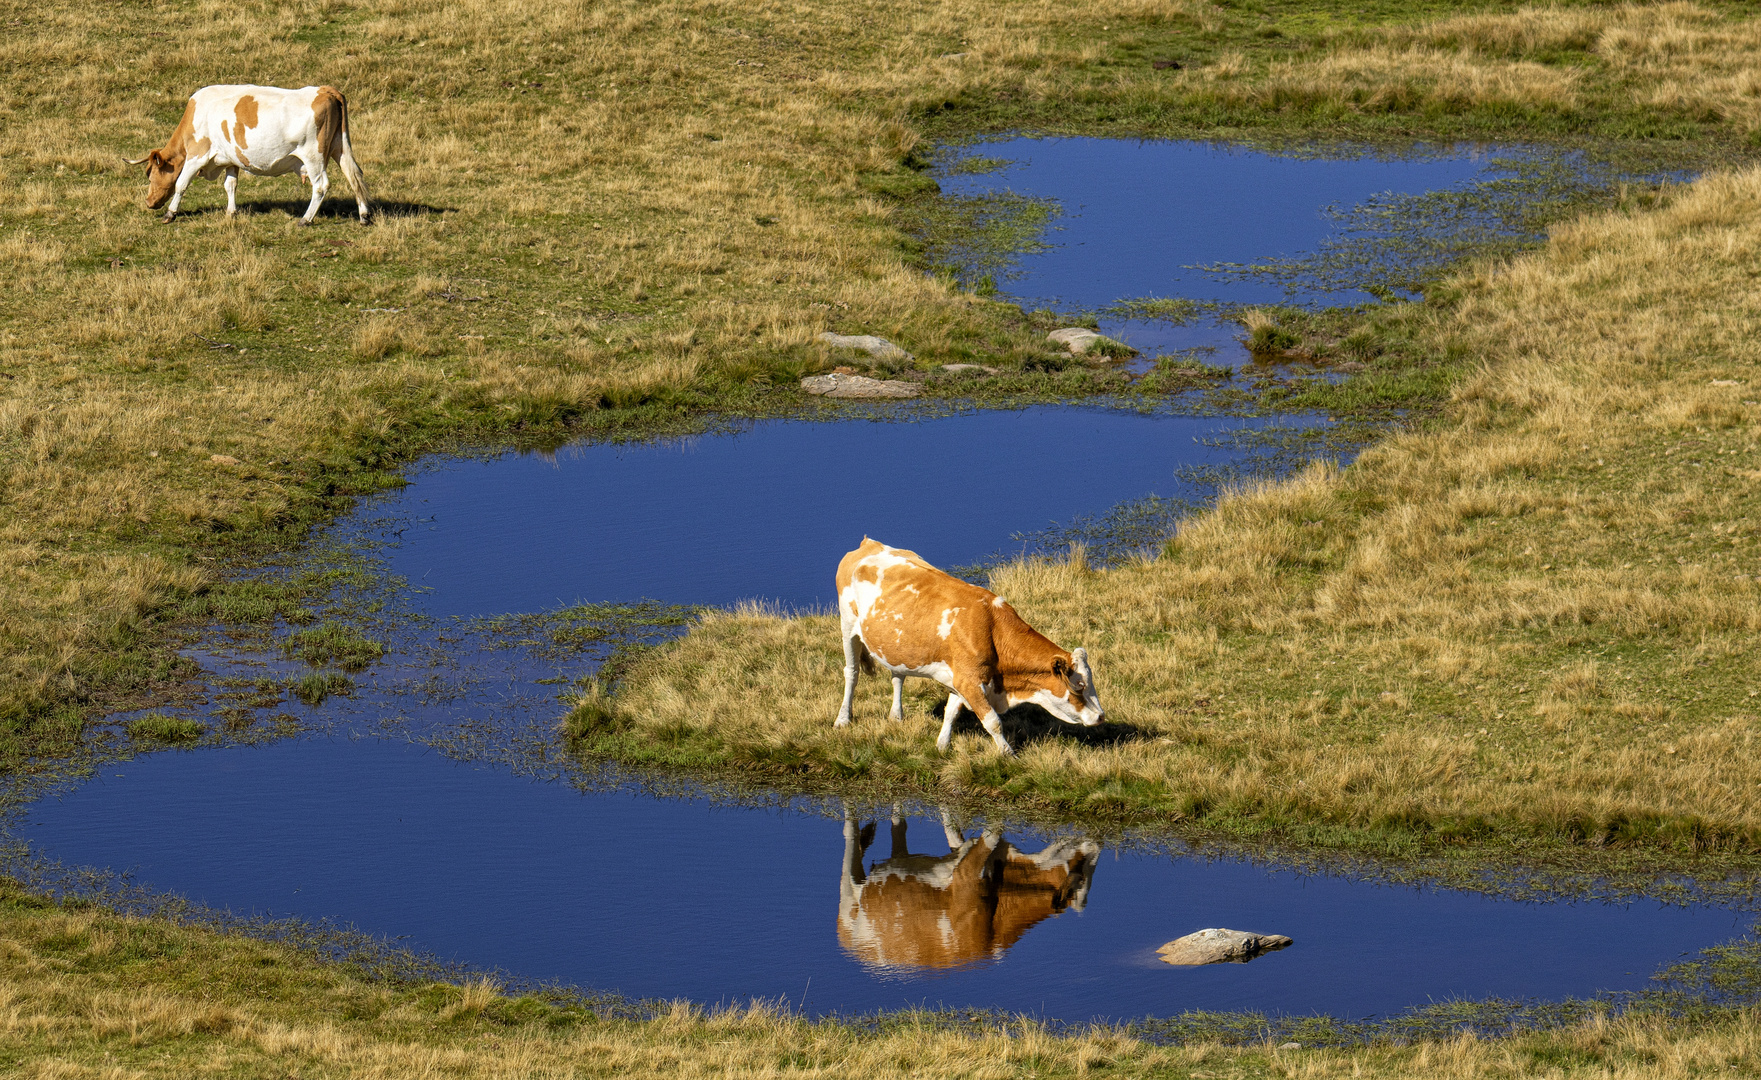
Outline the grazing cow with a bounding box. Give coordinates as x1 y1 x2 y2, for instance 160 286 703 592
124 84 370 225
834 538 1103 755
838 808 1099 971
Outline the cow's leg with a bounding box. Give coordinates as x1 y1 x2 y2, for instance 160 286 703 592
889 805 908 858
940 807 965 850
297 157 329 225
835 634 860 728
222 167 239 217
889 675 905 720
161 158 206 223
961 676 1015 756
842 807 875 909
936 693 965 752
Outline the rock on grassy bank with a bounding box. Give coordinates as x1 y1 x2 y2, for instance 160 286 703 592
579 165 1761 856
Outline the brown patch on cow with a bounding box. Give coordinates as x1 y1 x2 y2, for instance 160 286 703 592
232 95 257 149
837 539 1078 708
311 85 347 163
144 99 204 209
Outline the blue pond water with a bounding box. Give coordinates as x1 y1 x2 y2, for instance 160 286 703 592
8 141 1742 1024
384 407 1304 616
934 138 1542 360
19 738 1743 1021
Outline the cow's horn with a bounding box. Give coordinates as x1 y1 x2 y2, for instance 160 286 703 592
121 156 150 166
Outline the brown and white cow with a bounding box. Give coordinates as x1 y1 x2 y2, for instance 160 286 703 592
124 84 370 225
834 538 1102 755
838 808 1099 971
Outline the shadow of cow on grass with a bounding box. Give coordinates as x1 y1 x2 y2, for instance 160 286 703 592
936 697 1152 750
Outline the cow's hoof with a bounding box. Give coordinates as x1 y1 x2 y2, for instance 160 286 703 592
834 718 851 729
297 218 313 227
158 215 174 225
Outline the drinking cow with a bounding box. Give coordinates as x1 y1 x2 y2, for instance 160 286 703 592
834 538 1103 755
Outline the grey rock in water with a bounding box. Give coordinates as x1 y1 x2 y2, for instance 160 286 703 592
1157 928 1293 966
819 332 913 361
940 363 998 375
1047 327 1132 356
800 373 920 399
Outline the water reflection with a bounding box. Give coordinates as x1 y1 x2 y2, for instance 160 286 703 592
839 806 1098 972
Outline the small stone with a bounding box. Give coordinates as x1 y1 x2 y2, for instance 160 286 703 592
209 454 241 466
1712 379 1741 387
1047 327 1132 357
1280 1042 1302 1050
818 332 913 362
1157 928 1293 966
940 363 998 375
800 373 920 399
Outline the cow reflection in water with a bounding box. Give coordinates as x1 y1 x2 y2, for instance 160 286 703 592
838 808 1099 971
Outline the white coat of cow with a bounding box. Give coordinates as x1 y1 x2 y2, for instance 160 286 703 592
125 84 370 225
834 538 1103 755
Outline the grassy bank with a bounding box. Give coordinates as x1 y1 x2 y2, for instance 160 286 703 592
7 877 1761 1078
7 0 1761 755
582 159 1761 858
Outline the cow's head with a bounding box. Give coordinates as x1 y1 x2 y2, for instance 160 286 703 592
123 150 181 210
1027 647 1104 727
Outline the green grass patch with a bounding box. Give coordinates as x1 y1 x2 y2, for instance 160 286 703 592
289 671 356 707
281 622 385 672
124 713 205 743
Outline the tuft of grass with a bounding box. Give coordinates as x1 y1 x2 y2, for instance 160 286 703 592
124 713 204 743
1240 308 1303 356
289 671 355 707
281 623 384 672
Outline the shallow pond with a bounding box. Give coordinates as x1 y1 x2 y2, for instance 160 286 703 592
17 738 1745 1022
930 138 1677 363
379 406 1315 615
6 141 1734 1026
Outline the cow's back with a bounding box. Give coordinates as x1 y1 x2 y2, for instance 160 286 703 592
837 539 998 657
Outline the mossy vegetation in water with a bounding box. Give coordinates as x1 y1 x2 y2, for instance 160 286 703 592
124 713 205 743
280 622 385 672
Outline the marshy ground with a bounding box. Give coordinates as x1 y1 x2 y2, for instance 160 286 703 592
10 0 1761 1074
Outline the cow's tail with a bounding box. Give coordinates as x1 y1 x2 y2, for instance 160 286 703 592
321 87 372 222
853 637 878 677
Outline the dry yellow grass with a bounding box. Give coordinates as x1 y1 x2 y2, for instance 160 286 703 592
0 0 1068 730
4 884 1761 1078
1174 2 1761 129
601 163 1761 853
6 0 1761 741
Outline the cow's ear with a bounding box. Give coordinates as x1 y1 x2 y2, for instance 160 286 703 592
1052 657 1068 678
